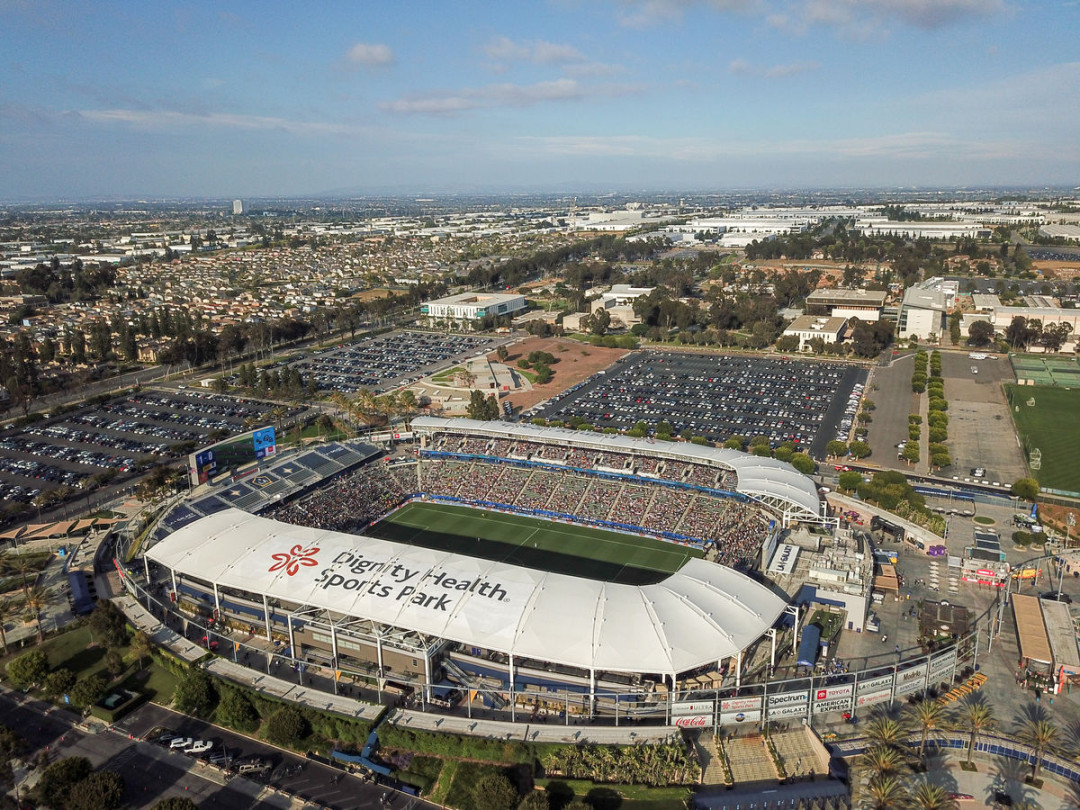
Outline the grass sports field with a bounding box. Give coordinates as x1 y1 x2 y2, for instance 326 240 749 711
366 501 701 585
1006 384 1080 493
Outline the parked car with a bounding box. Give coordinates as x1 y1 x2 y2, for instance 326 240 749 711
170 737 194 750
188 740 213 755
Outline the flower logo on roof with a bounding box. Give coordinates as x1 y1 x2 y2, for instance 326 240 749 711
269 544 320 576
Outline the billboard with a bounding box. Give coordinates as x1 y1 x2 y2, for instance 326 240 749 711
188 426 277 487
767 690 808 708
856 689 893 708
674 715 714 729
719 710 762 726
252 426 277 459
767 704 809 719
672 701 715 716
720 696 763 712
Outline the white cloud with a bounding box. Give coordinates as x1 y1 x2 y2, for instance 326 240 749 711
612 0 1006 33
382 78 644 116
345 42 394 66
517 130 1034 162
78 108 356 136
483 36 586 66
615 0 760 28
773 0 1007 36
729 58 818 77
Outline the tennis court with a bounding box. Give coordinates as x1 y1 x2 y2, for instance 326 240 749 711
1011 354 1080 388
367 501 701 585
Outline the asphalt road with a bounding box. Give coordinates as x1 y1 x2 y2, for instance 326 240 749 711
121 703 432 810
0 690 277 809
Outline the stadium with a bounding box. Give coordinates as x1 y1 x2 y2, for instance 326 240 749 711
140 417 826 720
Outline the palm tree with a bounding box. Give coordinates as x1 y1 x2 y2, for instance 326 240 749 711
861 744 906 779
0 597 14 654
4 550 38 598
908 782 957 810
906 698 948 761
865 715 908 750
1016 717 1060 781
22 585 54 642
954 697 995 766
864 774 909 810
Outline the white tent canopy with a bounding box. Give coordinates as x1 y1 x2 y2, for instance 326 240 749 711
148 508 788 676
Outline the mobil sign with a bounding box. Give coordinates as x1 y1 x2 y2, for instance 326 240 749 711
674 715 713 729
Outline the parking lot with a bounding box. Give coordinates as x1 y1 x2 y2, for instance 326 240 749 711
0 390 301 515
531 352 867 456
292 331 499 394
125 703 421 810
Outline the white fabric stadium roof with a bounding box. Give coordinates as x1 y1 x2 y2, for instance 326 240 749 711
411 416 822 521
148 508 788 676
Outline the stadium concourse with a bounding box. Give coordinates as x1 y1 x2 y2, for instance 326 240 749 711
138 419 826 723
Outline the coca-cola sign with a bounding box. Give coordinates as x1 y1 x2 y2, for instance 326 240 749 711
675 715 713 728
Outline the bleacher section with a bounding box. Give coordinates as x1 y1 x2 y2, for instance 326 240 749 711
150 441 381 544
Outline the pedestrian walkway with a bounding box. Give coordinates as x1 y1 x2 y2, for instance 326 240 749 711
695 733 727 786
722 733 779 783
771 727 830 781
385 707 677 744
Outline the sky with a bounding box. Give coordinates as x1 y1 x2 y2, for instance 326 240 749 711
1 0 1078 199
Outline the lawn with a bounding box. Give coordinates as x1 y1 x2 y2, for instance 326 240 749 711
1005 384 1080 494
368 501 700 584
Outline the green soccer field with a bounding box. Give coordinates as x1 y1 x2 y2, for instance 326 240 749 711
1006 384 1080 493
366 501 701 585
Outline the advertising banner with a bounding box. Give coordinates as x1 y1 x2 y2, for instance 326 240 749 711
767 704 810 719
929 651 956 679
720 697 763 713
674 715 714 729
719 710 762 726
855 689 893 708
812 697 853 714
814 684 854 702
767 690 809 708
857 674 894 694
672 701 715 716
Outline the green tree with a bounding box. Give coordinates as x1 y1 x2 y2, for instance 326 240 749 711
908 782 958 810
519 791 550 810
825 440 848 458
724 436 745 451
263 706 310 746
6 649 48 688
172 669 217 717
1011 478 1039 502
901 443 921 464
954 697 995 767
22 584 53 642
496 345 509 362
104 648 126 677
216 688 259 732
1016 716 1061 781
790 453 816 474
70 674 108 708
849 440 871 459
131 630 152 671
906 699 948 761
66 769 125 810
88 600 129 648
860 745 905 779
152 799 200 810
967 319 994 347
473 773 520 810
42 668 77 699
36 756 93 808
838 471 863 492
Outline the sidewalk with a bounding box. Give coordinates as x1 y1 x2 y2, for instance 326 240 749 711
386 706 678 744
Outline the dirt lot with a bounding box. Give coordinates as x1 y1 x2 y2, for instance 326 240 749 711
489 336 629 411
